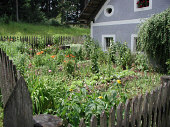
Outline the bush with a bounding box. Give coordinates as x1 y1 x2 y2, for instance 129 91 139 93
83 36 96 58
137 8 170 73
134 52 150 71
0 14 10 24
109 42 132 69
45 18 61 26
63 59 75 75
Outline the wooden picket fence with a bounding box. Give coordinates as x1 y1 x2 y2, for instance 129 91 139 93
0 35 85 55
0 35 84 45
0 48 33 127
0 47 170 127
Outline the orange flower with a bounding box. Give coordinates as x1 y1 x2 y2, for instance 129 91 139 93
40 51 44 54
65 54 69 58
10 39 13 41
51 55 56 59
64 60 67 63
72 55 75 58
36 52 41 55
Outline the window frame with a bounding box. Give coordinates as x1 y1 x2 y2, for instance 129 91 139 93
131 34 138 52
102 35 116 51
134 0 152 12
104 5 114 17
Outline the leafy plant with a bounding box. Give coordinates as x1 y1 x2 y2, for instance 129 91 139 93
63 53 76 76
134 52 150 71
91 46 99 73
109 41 132 69
137 8 170 73
166 59 170 74
84 36 96 58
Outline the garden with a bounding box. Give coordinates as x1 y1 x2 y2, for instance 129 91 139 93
0 8 169 127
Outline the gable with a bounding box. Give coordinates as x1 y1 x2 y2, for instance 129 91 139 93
79 0 107 24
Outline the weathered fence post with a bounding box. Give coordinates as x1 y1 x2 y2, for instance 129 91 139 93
142 92 149 127
100 110 107 127
79 118 86 127
109 107 115 127
90 115 97 127
0 48 33 127
131 96 138 126
117 103 123 127
123 99 131 127
3 76 33 127
137 95 143 127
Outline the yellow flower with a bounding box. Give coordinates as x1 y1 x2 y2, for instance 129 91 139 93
117 80 121 84
69 89 73 92
98 96 103 99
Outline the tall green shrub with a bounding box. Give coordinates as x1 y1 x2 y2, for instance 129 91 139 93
137 8 170 72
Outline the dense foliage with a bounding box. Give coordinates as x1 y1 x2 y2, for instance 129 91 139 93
0 38 162 126
137 8 170 73
0 0 81 24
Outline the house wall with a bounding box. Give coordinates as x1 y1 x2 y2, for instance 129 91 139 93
93 24 137 48
92 0 170 50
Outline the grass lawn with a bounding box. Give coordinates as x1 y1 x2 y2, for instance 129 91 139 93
0 21 90 36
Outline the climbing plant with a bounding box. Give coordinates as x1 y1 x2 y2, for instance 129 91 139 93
137 8 170 72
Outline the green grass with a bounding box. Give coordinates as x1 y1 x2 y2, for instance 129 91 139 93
0 21 90 36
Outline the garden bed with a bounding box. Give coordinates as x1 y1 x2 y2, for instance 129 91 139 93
0 40 162 126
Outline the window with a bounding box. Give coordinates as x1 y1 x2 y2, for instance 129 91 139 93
137 0 149 8
105 37 113 50
102 35 115 51
104 5 114 17
131 34 140 52
134 0 152 12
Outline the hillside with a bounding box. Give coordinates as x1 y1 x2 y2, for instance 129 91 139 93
0 22 90 36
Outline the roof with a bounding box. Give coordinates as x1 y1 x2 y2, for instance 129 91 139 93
79 0 107 24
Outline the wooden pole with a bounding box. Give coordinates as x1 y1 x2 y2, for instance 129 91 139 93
16 0 19 22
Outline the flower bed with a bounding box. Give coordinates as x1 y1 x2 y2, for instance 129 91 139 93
0 40 162 126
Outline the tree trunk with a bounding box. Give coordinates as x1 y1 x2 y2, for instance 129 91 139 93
16 0 19 22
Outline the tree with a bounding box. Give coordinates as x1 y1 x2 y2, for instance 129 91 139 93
0 0 82 23
137 8 170 73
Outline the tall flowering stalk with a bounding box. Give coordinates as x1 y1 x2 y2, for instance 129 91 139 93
63 54 76 75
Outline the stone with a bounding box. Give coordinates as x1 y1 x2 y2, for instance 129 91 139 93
33 114 63 127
